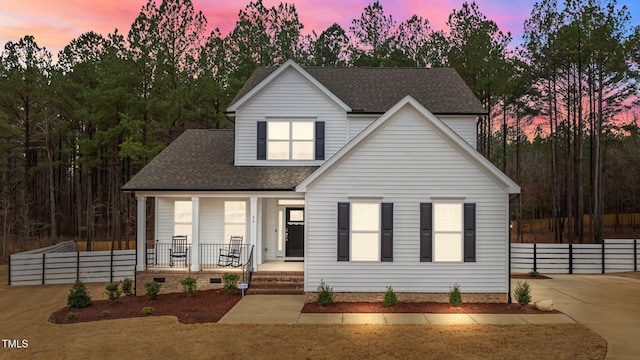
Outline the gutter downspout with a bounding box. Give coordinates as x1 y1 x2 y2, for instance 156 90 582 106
508 191 522 304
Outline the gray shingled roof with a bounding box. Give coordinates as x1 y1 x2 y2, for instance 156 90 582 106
122 130 317 191
229 66 487 114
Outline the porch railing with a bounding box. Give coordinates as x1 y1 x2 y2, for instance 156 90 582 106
243 245 254 285
146 241 254 281
146 241 192 269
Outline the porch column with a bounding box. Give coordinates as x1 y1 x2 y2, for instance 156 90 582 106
191 196 200 271
136 195 146 271
256 198 263 265
250 196 258 269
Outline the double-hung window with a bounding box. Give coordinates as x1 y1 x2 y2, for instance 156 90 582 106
268 121 314 160
433 203 463 262
420 202 476 262
351 203 380 261
174 200 192 241
258 121 324 161
337 202 393 262
224 201 246 242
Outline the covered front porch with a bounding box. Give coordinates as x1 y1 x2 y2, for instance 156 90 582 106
134 193 307 273
135 261 304 295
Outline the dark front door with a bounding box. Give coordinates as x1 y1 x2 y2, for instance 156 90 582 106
286 208 304 257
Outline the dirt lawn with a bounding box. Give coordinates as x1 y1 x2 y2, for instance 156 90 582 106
0 275 606 360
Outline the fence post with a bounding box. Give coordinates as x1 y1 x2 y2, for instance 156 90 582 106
569 244 573 274
110 248 114 283
42 253 46 285
634 240 637 272
8 255 11 286
76 251 80 280
602 241 605 274
533 243 537 272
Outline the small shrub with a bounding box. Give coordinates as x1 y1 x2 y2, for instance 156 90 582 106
180 277 198 298
383 286 398 307
121 278 133 296
528 270 540 277
222 273 239 295
448 283 462 307
316 279 334 306
514 281 532 306
141 306 154 315
104 282 122 302
101 310 110 317
144 281 161 301
67 279 92 308
66 312 77 320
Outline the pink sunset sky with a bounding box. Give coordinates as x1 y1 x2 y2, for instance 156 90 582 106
1 0 638 57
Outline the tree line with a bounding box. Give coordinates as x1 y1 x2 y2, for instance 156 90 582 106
0 0 638 255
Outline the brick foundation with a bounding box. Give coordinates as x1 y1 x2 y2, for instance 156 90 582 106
136 271 507 304
303 292 507 303
135 270 245 295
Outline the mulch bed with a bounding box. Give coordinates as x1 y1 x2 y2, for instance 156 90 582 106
302 301 560 314
49 289 242 324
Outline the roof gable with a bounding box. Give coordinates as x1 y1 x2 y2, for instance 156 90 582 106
296 96 520 193
226 59 350 113
228 61 487 115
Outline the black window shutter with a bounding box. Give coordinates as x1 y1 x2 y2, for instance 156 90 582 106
420 203 433 262
337 202 350 261
381 203 393 262
257 121 267 160
315 121 325 160
463 203 476 262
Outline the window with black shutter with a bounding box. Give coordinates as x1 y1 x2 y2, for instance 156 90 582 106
463 203 476 262
420 203 433 262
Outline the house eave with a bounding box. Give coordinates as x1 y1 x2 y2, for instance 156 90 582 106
122 187 300 193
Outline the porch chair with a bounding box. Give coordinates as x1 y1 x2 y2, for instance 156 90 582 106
218 236 243 267
169 235 188 267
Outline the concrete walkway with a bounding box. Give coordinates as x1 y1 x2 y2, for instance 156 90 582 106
220 275 640 359
219 294 575 325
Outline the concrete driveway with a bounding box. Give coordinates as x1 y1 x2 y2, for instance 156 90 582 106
524 274 640 360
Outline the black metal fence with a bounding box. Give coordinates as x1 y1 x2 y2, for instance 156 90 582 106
512 239 639 274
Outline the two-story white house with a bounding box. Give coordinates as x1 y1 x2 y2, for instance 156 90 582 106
123 60 520 302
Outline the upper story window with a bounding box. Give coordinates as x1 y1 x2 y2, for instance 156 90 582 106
268 121 314 160
257 121 324 161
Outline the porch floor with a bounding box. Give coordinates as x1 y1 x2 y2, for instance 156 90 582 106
257 260 304 272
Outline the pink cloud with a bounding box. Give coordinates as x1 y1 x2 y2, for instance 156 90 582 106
1 0 637 58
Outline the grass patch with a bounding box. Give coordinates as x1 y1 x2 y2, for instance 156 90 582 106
0 265 7 282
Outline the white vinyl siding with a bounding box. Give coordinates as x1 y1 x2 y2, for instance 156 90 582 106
349 115 477 148
261 198 279 261
304 107 508 293
440 115 477 149
348 116 376 140
234 67 347 166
